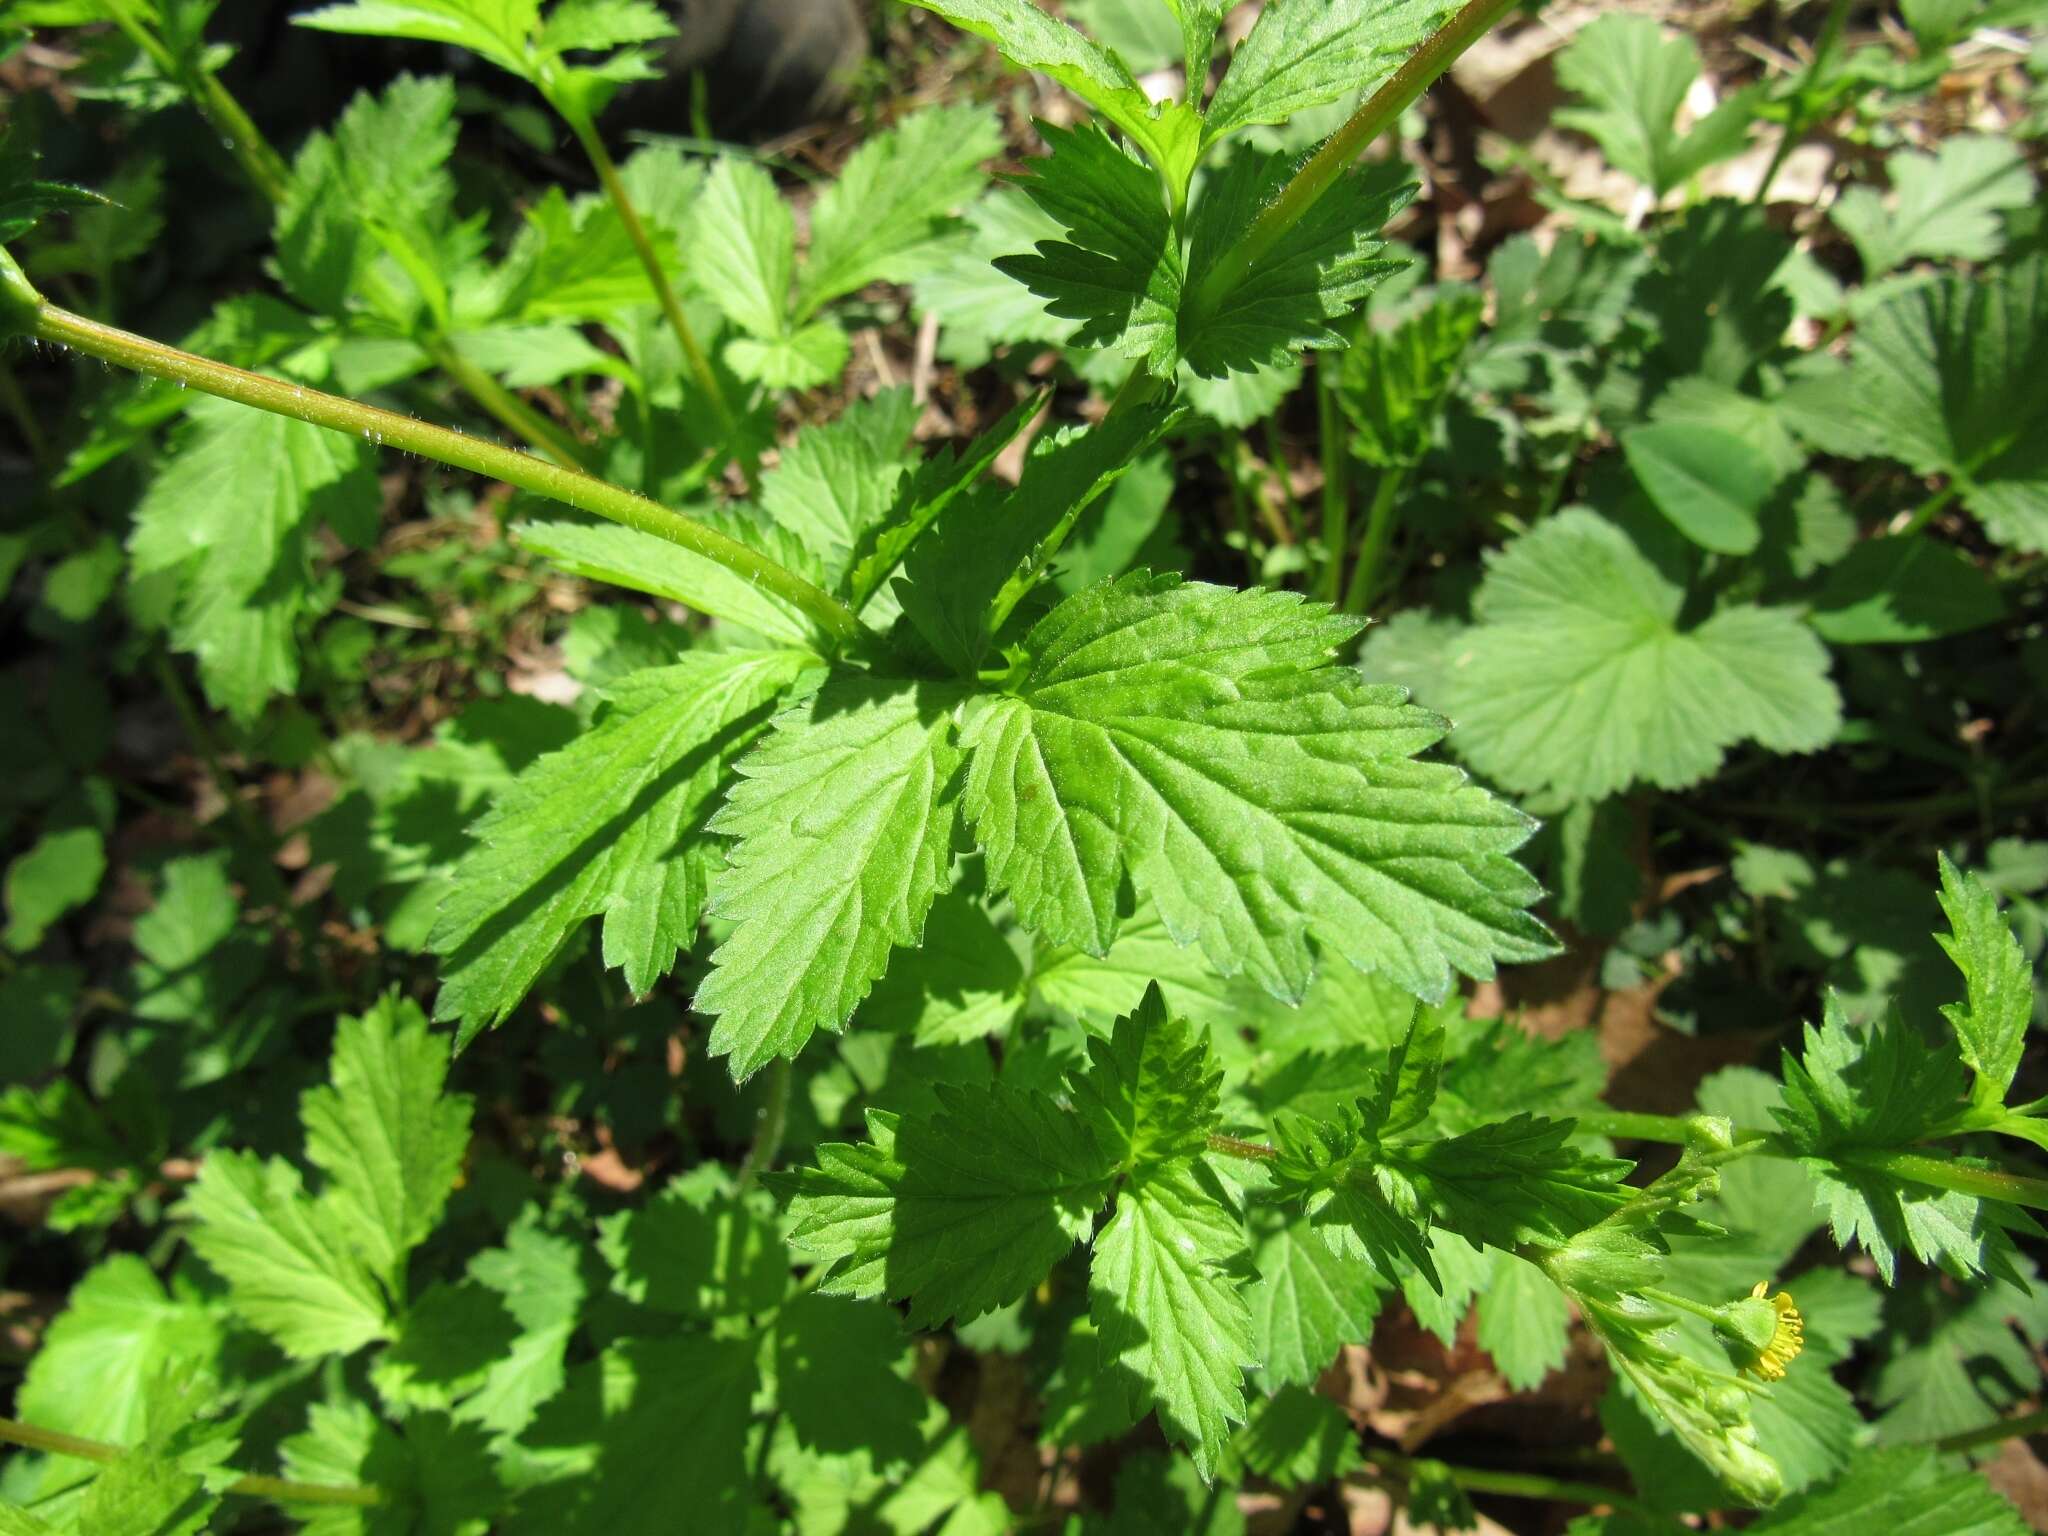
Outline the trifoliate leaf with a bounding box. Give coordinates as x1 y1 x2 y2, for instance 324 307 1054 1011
1554 14 1757 198
1247 1213 1385 1388
697 675 967 1079
758 388 920 584
1179 151 1412 378
1745 1447 2027 1536
17 1258 223 1450
1070 983 1222 1171
963 572 1553 1007
799 103 1003 315
997 121 1182 374
1934 853 2032 1100
1782 258 2048 554
1202 0 1453 144
1831 135 2033 278
431 650 812 1044
182 1151 392 1358
1439 509 1841 800
905 0 1202 193
1476 1248 1572 1390
784 1085 1115 1327
1090 1159 1255 1478
692 157 794 342
127 395 380 721
300 995 472 1292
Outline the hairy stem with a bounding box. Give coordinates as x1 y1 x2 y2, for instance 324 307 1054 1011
423 338 594 472
0 1416 379 1508
1207 1133 1279 1163
557 108 741 459
1186 0 1521 319
14 288 859 647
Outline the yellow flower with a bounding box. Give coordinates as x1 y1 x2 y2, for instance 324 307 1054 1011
1743 1281 1804 1382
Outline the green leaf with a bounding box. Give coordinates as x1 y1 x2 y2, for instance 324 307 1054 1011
295 1 540 77
462 1209 588 1435
698 676 968 1079
17 1257 222 1449
784 1085 1115 1326
514 520 823 646
431 650 811 1043
1247 1214 1384 1388
1783 258 2048 554
692 157 794 341
1439 509 1841 800
127 394 379 721
1554 14 1757 197
1809 537 2005 645
1871 1264 2047 1443
1831 135 2034 278
1934 853 2032 1099
964 572 1553 1006
1745 1446 2027 1536
1337 286 1484 469
857 882 1027 1045
998 122 1182 374
1773 996 2025 1286
1236 1385 1364 1487
4 825 104 951
508 1334 757 1536
724 321 849 390
500 184 670 324
1621 422 1776 555
1180 152 1411 379
905 0 1201 193
300 995 472 1290
758 388 921 585
1476 1248 1571 1390
1066 0 1182 73
1090 1159 1254 1477
799 103 1003 316
898 403 1181 673
596 1164 786 1317
181 1150 393 1358
0 126 107 244
1202 0 1454 144
1069 983 1221 1171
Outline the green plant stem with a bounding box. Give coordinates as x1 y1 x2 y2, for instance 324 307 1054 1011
1898 481 1960 537
1316 358 1349 603
102 0 292 204
1185 0 1521 321
736 1057 792 1192
1207 1133 1279 1163
1932 1407 2048 1456
20 297 860 648
423 338 594 472
1838 1149 2048 1214
1752 0 1852 206
1341 466 1406 613
1711 776 2048 823
0 1416 379 1508
557 108 740 455
0 355 52 467
1574 1110 2048 1214
1365 1451 1660 1520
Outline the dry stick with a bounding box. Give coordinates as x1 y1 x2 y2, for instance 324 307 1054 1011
3 257 859 649
0 1416 380 1508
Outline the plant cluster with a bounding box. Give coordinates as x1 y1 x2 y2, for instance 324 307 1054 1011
0 0 2045 1532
